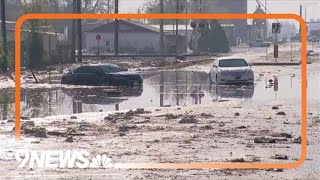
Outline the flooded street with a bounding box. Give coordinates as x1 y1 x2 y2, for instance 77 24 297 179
1 68 318 120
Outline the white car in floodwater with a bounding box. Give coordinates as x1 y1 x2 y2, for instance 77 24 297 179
209 57 254 85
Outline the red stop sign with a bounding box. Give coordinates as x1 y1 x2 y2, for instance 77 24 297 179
96 34 101 40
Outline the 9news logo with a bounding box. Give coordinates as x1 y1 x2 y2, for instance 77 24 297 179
15 149 113 169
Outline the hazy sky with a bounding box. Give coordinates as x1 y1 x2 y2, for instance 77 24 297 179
119 0 320 21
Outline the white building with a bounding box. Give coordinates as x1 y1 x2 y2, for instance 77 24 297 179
85 20 161 54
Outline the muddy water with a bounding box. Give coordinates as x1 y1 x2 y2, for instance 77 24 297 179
0 70 317 120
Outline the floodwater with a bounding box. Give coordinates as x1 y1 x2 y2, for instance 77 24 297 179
0 70 318 120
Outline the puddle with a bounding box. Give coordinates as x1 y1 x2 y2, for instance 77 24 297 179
0 70 318 119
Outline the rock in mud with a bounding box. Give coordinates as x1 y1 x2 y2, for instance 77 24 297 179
234 112 240 116
272 106 280 110
34 130 48 138
271 133 292 138
65 136 74 142
202 125 212 130
7 120 14 123
48 131 63 137
134 108 145 114
230 158 245 162
237 126 247 129
70 116 77 119
119 132 126 137
179 116 198 124
125 110 135 117
21 121 35 130
201 113 213 118
165 114 178 120
276 111 286 116
118 126 128 132
254 137 277 143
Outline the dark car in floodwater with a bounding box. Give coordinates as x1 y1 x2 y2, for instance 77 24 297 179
61 64 143 86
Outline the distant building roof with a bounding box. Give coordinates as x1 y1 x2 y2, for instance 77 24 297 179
86 20 160 33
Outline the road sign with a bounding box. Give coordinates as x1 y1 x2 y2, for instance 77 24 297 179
96 34 101 41
274 44 279 58
272 22 281 34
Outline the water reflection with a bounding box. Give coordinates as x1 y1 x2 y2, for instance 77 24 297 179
0 70 312 119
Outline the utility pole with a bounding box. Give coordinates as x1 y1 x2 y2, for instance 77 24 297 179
71 0 76 62
265 0 267 39
76 0 82 62
0 0 7 69
185 0 188 53
175 0 180 54
299 4 302 34
160 0 164 55
114 0 119 56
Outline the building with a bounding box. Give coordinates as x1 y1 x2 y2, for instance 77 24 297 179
85 20 161 54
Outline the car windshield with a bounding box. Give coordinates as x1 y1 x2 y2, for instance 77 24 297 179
219 59 248 67
98 65 124 73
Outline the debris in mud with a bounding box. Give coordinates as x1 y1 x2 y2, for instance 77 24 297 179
67 127 77 134
179 116 198 124
201 125 212 130
276 111 286 116
48 131 63 137
118 125 129 132
65 136 74 142
234 112 240 116
267 169 284 172
218 122 225 127
272 106 280 110
70 116 77 119
34 130 48 138
133 108 145 114
236 126 247 129
125 110 135 117
7 120 14 123
165 114 179 120
155 109 161 112
119 132 126 137
293 136 301 144
271 133 292 138
21 121 35 130
229 158 246 162
270 155 288 160
200 113 213 118
254 137 277 143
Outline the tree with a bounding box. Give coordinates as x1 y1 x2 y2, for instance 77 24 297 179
144 0 190 24
198 20 229 53
23 0 48 68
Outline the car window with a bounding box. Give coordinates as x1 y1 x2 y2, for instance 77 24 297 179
98 65 124 73
73 66 99 74
218 59 248 67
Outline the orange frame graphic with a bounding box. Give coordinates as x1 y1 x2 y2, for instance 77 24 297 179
15 14 307 169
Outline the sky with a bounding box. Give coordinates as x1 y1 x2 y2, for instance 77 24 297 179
119 0 320 22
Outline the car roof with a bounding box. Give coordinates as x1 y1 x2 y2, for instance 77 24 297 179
81 64 120 67
216 57 246 61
